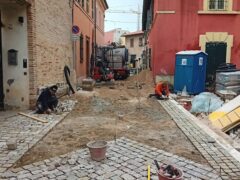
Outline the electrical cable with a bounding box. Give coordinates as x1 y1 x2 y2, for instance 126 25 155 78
105 20 138 24
64 66 75 94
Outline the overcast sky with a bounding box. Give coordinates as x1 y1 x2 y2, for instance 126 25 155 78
105 0 143 32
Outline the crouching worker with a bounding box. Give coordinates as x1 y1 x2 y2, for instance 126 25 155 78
36 85 58 114
149 82 170 100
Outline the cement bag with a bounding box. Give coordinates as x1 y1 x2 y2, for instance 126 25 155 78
190 92 224 113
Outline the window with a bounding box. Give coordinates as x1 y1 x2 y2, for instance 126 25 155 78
139 37 143 47
86 0 89 13
92 0 94 18
80 34 84 63
130 38 134 47
82 0 85 8
199 0 234 14
208 0 226 10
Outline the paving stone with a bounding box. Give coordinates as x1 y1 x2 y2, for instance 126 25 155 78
121 174 135 180
17 172 32 179
30 174 43 180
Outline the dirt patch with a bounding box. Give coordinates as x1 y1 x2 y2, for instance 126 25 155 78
15 70 207 167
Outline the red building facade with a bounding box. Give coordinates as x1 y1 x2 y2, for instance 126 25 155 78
143 0 240 83
73 0 108 84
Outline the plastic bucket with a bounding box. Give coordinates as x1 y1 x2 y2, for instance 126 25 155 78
87 140 107 161
158 166 183 180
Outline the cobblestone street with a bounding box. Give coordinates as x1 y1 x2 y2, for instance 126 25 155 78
159 100 240 180
1 95 240 179
0 101 75 174
1 0 240 179
1 138 220 180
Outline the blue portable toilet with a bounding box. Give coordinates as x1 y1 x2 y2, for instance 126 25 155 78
174 50 207 94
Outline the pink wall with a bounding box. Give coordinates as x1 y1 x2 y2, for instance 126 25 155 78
104 31 114 45
148 0 240 77
73 1 106 80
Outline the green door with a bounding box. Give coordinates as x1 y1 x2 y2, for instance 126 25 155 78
205 42 227 85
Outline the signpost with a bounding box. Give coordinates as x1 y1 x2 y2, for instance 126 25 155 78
72 25 80 34
72 25 80 70
72 34 80 41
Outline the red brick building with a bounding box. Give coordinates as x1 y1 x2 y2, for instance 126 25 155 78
143 0 240 83
0 0 75 109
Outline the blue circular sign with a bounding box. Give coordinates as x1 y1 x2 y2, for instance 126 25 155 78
72 25 80 34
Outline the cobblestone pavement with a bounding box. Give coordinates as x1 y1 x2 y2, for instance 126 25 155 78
1 138 220 180
159 100 240 180
0 101 75 174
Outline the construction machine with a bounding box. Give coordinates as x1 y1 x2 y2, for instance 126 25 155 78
93 44 130 81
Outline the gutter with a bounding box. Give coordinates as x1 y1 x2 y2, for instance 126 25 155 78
103 0 109 9
142 0 151 30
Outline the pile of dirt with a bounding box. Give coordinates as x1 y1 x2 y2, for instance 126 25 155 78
127 69 154 84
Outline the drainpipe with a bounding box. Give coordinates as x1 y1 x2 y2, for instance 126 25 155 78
71 0 75 71
94 0 97 69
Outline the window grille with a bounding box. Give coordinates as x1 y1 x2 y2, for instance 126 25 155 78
86 0 89 13
139 38 143 47
130 38 134 48
208 0 228 10
82 0 85 8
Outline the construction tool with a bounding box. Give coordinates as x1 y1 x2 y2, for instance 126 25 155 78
18 112 48 123
148 165 151 180
154 160 160 170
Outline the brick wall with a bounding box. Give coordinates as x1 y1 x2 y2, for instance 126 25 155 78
27 1 37 107
28 0 75 107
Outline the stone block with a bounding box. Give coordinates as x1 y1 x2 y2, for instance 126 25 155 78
82 79 95 91
6 140 17 150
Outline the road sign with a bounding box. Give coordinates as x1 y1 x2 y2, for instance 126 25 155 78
72 34 80 41
72 25 80 34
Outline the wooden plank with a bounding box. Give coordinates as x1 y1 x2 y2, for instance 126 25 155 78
223 121 240 133
235 107 240 117
226 112 238 123
18 112 48 123
209 95 240 120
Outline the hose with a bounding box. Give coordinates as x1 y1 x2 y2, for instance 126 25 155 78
64 66 75 94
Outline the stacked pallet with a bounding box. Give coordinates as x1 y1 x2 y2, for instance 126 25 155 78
215 71 240 95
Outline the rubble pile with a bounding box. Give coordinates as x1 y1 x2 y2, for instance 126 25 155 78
229 127 240 145
127 69 154 84
55 100 77 113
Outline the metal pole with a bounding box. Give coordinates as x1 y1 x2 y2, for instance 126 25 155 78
136 61 141 110
0 11 4 110
74 41 76 69
94 0 97 67
137 4 140 30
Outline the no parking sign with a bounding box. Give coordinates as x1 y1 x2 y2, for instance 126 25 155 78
72 25 80 34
